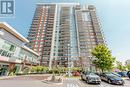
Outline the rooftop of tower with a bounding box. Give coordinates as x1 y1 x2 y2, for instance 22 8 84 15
36 3 80 6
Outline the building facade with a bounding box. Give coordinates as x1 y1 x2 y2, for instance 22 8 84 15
75 5 105 70
0 22 39 76
27 3 105 70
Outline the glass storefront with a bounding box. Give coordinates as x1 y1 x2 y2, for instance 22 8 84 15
19 48 38 64
0 39 38 76
0 23 39 76
0 65 9 76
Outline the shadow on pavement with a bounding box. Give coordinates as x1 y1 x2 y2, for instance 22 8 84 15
79 79 100 85
101 80 124 86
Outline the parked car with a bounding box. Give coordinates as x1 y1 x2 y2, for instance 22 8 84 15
117 71 127 77
100 72 124 85
95 72 101 76
127 71 130 78
112 72 121 77
81 71 101 84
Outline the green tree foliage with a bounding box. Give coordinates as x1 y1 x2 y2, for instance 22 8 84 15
116 61 126 71
30 66 49 73
70 67 82 72
126 63 130 70
91 44 115 72
22 67 30 74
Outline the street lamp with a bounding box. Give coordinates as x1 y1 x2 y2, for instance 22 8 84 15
67 44 70 77
89 56 93 71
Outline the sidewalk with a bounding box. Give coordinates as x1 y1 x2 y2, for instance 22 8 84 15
42 75 64 85
0 76 17 80
0 74 52 80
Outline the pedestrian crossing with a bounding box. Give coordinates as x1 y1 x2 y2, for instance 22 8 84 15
65 78 79 80
1 76 49 80
67 83 79 87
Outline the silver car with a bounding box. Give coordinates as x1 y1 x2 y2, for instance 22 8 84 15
81 71 101 84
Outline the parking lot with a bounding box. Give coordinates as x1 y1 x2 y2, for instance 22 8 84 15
0 75 130 87
65 78 130 87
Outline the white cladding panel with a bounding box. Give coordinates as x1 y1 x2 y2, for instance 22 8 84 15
0 29 24 47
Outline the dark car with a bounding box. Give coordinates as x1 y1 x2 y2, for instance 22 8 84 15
127 71 130 78
100 72 124 85
112 72 121 77
81 71 101 84
117 71 127 77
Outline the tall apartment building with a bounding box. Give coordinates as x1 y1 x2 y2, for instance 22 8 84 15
27 3 105 70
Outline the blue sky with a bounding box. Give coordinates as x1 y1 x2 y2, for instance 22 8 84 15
0 0 130 64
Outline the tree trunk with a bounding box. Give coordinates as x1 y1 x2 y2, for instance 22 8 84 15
101 69 104 73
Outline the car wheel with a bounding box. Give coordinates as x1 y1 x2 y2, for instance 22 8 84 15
86 80 89 83
85 79 89 83
129 76 130 79
108 79 111 84
122 81 125 86
98 82 101 85
81 76 84 80
122 83 124 86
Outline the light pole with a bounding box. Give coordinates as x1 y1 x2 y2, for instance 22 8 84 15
89 56 93 71
67 44 71 77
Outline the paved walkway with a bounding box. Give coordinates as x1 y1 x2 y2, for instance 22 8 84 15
0 75 130 87
0 74 51 80
0 76 17 80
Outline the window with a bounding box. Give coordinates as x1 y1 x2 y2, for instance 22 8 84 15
0 49 14 58
9 45 16 52
2 42 16 52
82 12 91 22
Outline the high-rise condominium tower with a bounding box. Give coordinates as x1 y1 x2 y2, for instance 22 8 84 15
27 3 105 70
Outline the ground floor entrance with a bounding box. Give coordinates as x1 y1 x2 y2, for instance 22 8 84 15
0 65 9 76
0 62 21 76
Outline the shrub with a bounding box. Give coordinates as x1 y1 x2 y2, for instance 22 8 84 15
30 66 49 74
22 67 30 74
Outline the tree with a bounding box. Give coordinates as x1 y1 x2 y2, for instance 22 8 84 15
126 63 130 70
91 44 115 72
116 61 126 71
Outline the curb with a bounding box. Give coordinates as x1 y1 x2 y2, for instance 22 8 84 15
42 79 63 85
42 76 64 85
0 76 18 80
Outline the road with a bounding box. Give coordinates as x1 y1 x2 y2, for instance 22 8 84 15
0 76 130 87
63 78 130 87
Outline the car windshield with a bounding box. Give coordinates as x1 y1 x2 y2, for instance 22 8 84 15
90 73 96 75
106 74 118 78
123 71 127 74
112 72 120 76
86 72 96 75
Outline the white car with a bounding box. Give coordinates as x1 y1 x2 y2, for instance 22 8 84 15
81 71 101 84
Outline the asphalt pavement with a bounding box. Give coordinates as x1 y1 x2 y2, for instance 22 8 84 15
0 75 130 87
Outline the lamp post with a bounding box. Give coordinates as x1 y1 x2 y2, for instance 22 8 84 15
67 44 70 77
89 56 93 71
